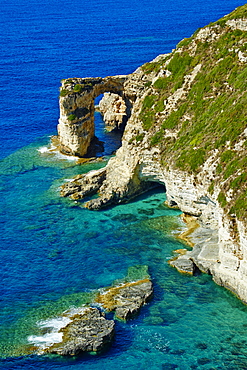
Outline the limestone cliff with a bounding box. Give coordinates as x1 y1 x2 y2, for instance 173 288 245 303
98 93 127 131
59 5 247 302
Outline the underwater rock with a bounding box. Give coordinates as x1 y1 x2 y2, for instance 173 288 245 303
46 307 115 356
111 213 139 223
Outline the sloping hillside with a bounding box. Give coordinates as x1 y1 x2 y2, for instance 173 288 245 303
138 4 247 222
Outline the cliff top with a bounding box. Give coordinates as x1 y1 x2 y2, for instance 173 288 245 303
137 4 247 222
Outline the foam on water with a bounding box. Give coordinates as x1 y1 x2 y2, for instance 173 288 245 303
28 333 64 350
38 146 50 154
28 306 90 352
37 143 79 162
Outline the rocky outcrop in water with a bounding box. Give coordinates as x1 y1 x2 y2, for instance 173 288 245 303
58 5 247 303
96 279 153 321
58 76 127 157
60 167 107 200
29 266 153 356
46 308 115 356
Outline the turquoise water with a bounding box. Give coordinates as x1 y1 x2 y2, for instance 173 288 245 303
1 133 247 369
1 0 247 368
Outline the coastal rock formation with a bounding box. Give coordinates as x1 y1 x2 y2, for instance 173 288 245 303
98 92 127 131
59 6 247 303
60 167 107 200
28 266 152 356
96 279 153 321
46 307 115 356
58 76 128 156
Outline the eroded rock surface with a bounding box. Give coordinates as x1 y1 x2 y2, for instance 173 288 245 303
46 308 115 356
28 266 153 356
58 76 128 157
61 167 106 200
98 92 127 131
96 279 153 320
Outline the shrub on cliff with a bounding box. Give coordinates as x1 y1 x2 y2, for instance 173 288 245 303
138 3 247 220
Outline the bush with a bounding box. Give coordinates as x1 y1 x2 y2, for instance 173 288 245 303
218 192 227 208
60 89 69 97
74 84 85 93
68 114 77 121
151 130 163 146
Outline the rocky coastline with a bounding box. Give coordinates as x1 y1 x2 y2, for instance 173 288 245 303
28 266 153 356
46 307 115 356
56 5 247 304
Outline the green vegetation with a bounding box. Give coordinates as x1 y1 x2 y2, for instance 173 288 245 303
128 133 145 144
139 95 157 130
218 192 227 208
67 114 77 121
137 4 247 220
162 103 187 130
208 181 215 195
230 173 247 189
59 80 93 97
74 84 84 92
135 133 145 142
141 55 170 74
153 77 169 90
150 130 164 146
177 37 191 48
217 4 247 22
143 95 156 109
230 190 247 219
60 89 70 97
167 52 193 90
129 134 145 144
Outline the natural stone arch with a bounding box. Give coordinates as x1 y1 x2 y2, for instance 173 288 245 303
57 75 131 157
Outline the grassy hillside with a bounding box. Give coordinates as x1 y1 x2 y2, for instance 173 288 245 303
139 4 247 221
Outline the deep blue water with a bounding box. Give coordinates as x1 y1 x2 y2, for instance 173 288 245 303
1 0 247 369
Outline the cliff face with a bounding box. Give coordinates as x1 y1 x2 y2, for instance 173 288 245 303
98 93 127 131
59 5 247 302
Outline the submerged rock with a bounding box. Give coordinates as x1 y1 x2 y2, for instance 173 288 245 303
46 307 115 356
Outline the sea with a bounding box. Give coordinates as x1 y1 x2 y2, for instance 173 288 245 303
0 0 247 369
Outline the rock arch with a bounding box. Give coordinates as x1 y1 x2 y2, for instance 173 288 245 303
57 75 131 157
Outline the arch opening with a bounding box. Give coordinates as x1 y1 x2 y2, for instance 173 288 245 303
58 76 131 157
